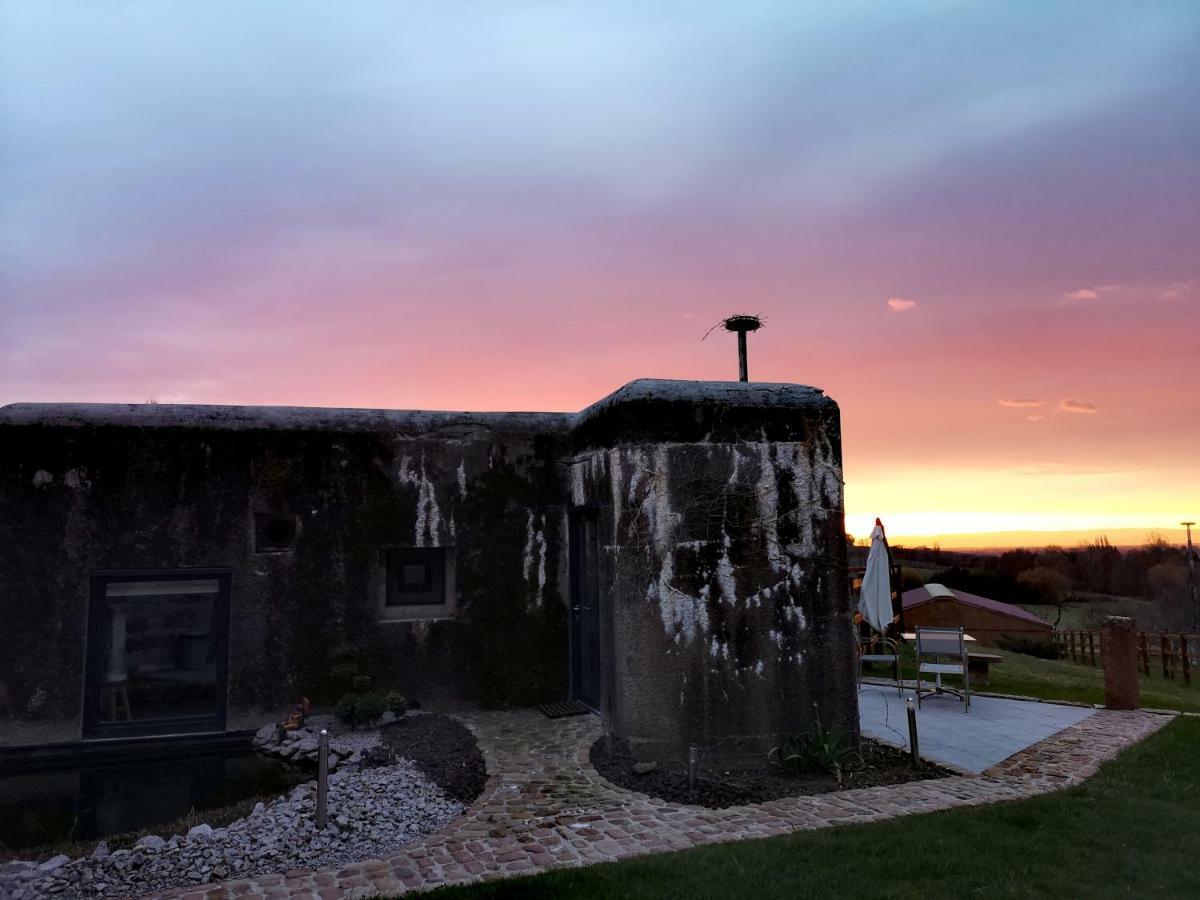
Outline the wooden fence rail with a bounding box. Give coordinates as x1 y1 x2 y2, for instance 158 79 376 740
1053 629 1197 686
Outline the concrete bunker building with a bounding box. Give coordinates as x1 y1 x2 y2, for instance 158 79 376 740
0 379 855 765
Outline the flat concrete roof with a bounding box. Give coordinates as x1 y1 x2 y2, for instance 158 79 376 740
0 379 831 434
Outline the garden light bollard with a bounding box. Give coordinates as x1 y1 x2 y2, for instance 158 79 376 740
906 695 920 769
687 745 700 792
316 729 329 829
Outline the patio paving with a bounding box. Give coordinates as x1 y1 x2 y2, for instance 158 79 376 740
146 701 1171 900
857 685 1097 773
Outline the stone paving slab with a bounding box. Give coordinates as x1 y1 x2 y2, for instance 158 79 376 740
143 704 1172 900
858 687 1097 773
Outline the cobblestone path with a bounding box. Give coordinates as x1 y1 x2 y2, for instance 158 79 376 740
147 706 1172 900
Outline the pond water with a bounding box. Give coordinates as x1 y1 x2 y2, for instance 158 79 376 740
0 746 308 854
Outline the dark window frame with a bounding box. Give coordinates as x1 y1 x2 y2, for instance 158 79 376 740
82 569 231 741
385 548 447 607
253 512 299 553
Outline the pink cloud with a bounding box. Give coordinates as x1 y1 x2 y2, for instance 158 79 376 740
1159 280 1196 300
887 297 917 312
1064 288 1099 301
998 398 1045 408
1027 414 1043 422
1058 398 1098 414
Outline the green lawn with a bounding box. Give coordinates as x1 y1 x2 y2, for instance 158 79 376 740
974 647 1200 713
868 643 1200 715
883 644 1200 713
425 717 1200 899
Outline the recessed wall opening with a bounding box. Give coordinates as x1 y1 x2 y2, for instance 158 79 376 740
83 571 230 740
254 513 299 553
379 547 455 621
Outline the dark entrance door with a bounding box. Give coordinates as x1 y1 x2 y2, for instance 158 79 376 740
569 508 601 710
83 570 231 739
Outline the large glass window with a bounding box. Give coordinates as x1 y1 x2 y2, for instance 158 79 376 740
84 571 230 739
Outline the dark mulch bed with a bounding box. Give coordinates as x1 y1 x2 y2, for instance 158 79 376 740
378 712 487 805
590 736 953 809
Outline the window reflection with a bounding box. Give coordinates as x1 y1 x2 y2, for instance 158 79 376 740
99 579 220 725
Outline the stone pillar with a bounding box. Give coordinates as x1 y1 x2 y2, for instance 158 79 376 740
1101 615 1139 710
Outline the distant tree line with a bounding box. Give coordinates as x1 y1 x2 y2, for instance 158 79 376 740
885 535 1197 630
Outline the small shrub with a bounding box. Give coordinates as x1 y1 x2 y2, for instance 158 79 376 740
355 692 386 726
385 691 409 718
770 721 861 777
352 674 372 693
996 636 1061 659
335 693 360 729
327 642 364 700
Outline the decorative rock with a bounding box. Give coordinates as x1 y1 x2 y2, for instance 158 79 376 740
186 824 213 840
37 855 70 873
296 737 319 754
90 841 110 859
253 723 278 745
632 761 658 775
134 835 165 850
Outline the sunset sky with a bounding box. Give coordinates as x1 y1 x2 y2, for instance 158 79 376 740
2 3 1197 547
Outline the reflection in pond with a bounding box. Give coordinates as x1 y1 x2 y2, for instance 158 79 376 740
0 748 307 853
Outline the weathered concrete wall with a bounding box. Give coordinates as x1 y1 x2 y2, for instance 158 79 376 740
0 380 855 757
569 381 854 766
0 406 571 746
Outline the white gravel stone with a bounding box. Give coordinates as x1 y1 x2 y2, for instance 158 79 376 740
0 759 463 900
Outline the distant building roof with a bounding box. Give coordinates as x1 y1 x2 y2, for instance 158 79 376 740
902 583 1051 628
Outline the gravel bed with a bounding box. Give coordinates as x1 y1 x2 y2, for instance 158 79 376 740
0 760 462 899
591 736 954 809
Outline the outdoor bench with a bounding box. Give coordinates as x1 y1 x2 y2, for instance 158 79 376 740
967 652 1003 687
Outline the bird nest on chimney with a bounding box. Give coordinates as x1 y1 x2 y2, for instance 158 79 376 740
721 314 763 333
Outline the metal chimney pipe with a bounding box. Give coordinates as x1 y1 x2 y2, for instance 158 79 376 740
720 315 763 382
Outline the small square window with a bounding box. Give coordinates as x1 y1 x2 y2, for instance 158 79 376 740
386 548 447 607
254 513 299 553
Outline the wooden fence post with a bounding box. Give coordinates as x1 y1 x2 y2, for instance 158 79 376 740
1161 633 1171 678
1088 632 1097 666
1137 632 1150 675
1181 635 1191 687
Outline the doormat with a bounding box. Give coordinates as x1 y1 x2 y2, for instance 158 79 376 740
538 699 594 719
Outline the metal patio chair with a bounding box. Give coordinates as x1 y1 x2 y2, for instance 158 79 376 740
915 625 970 712
858 630 903 696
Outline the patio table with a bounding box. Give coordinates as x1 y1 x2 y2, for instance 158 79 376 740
902 632 977 642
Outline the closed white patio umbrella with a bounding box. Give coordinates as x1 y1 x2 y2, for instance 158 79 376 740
858 518 894 633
